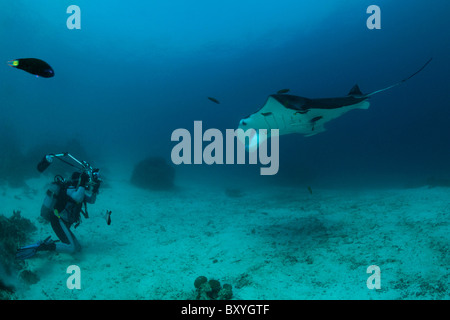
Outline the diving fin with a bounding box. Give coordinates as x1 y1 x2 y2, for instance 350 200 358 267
16 241 42 260
15 236 56 260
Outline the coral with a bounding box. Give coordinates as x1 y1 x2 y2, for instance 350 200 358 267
0 211 36 271
197 281 212 300
0 279 15 300
0 210 37 299
218 284 233 300
193 276 233 300
194 276 207 289
130 156 175 190
208 280 221 299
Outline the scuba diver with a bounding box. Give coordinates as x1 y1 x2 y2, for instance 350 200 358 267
16 153 102 260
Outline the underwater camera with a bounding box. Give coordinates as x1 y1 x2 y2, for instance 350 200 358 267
37 155 54 172
37 152 100 183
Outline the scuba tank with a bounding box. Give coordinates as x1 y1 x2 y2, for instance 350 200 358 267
40 175 66 221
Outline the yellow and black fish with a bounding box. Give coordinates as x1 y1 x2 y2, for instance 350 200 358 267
277 88 290 94
8 58 54 78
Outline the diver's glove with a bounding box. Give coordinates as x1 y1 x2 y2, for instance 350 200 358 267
79 172 90 187
38 236 58 252
91 168 101 194
92 180 101 194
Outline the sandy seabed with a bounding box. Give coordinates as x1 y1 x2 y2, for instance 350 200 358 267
2 174 448 300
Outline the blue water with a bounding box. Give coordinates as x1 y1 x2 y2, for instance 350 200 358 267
0 0 449 301
1 0 449 188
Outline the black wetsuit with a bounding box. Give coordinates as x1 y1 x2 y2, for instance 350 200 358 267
48 186 96 253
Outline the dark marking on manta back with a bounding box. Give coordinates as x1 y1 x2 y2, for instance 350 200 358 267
311 116 323 131
310 116 323 123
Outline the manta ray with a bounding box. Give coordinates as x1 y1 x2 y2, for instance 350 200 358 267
238 58 432 151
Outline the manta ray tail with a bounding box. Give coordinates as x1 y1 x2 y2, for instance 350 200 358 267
365 58 432 97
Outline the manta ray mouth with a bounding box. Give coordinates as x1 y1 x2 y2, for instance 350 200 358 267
237 128 269 152
247 131 259 152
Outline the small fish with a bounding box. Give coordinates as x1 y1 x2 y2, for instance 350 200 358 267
8 58 54 78
277 89 290 94
105 210 112 225
307 186 313 195
207 97 220 104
